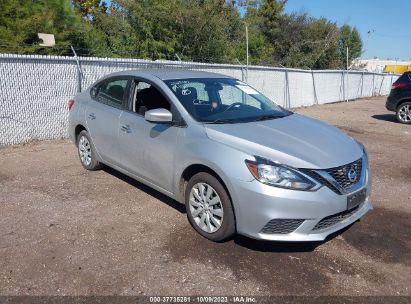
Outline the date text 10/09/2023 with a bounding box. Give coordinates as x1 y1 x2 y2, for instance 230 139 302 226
149 296 257 303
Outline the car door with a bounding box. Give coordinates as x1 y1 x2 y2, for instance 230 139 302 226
118 79 183 193
85 77 130 166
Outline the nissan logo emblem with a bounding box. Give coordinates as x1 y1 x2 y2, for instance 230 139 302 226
182 89 191 95
347 166 357 183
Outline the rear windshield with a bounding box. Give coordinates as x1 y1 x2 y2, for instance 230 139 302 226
396 72 411 83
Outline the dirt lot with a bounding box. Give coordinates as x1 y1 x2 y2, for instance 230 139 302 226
0 96 410 296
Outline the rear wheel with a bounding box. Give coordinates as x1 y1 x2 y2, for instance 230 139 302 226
77 130 103 170
396 102 411 124
185 172 235 242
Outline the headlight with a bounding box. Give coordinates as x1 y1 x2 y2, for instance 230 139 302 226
354 139 366 154
354 139 369 167
245 158 320 191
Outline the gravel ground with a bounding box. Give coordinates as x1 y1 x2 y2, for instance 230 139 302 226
0 96 410 296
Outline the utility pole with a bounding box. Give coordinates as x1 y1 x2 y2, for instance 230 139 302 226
245 23 249 82
346 46 349 70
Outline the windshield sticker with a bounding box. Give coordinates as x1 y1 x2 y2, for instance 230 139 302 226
169 80 189 88
236 85 259 95
182 88 191 95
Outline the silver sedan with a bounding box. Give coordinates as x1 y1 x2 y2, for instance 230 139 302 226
68 70 372 242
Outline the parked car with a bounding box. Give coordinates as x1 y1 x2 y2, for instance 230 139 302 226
68 70 372 242
386 71 411 124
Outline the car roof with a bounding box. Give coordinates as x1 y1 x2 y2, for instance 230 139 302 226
104 69 234 80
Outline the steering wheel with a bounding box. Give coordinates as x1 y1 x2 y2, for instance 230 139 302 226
221 102 244 113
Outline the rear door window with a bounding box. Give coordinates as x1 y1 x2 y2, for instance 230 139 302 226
94 78 129 109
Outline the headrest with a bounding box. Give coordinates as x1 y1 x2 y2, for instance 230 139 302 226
107 85 124 100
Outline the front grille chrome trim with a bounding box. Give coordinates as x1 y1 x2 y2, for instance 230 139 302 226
310 156 367 195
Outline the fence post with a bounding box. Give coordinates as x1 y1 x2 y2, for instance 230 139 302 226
346 70 349 102
341 71 345 102
71 46 83 93
372 73 375 97
285 68 291 108
378 74 384 96
242 66 245 82
360 72 364 98
311 70 318 105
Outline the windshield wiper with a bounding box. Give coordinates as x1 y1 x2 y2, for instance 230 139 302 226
253 114 282 121
206 118 237 124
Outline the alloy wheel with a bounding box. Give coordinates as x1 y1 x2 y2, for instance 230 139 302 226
189 183 224 233
78 136 92 166
398 104 411 122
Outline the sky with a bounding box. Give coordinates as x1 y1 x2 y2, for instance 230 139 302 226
284 0 411 61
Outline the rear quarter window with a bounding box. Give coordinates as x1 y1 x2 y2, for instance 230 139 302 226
92 78 129 109
397 73 411 83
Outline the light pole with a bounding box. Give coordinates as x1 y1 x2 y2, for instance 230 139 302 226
346 46 349 70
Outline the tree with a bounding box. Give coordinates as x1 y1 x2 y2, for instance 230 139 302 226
174 0 243 62
258 0 286 43
72 0 107 18
338 25 363 68
0 0 87 55
0 0 363 69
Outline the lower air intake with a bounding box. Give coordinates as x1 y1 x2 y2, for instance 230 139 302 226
312 206 359 231
260 219 304 234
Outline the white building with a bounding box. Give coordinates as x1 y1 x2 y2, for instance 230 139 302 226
352 58 411 73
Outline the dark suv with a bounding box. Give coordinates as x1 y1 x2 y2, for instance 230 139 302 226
386 72 411 124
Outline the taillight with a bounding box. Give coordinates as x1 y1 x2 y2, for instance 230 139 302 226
68 99 75 111
392 83 407 90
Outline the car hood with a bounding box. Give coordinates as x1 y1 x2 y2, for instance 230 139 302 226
204 113 363 169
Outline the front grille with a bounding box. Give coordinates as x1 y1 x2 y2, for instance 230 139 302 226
300 158 363 194
312 206 359 231
326 158 362 190
260 219 304 234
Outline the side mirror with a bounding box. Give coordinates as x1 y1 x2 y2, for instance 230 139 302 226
144 108 173 123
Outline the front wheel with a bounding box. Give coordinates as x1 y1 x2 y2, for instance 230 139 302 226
396 102 411 124
185 172 236 242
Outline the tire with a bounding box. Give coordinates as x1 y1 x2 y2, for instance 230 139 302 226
77 130 103 170
185 172 235 242
396 102 411 124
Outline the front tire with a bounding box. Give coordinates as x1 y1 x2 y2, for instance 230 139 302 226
77 130 103 170
396 102 411 124
185 172 235 242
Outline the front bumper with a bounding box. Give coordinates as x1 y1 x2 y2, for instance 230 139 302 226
231 171 372 241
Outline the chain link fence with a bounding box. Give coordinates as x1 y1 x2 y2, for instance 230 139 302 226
0 53 399 145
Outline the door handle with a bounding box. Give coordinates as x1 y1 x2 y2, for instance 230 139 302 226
120 125 132 133
88 113 96 120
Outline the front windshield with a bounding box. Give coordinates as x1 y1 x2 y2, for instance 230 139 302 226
164 78 292 123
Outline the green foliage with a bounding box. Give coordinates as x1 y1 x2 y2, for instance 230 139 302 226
0 0 87 55
338 25 363 68
0 0 363 69
72 0 107 18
